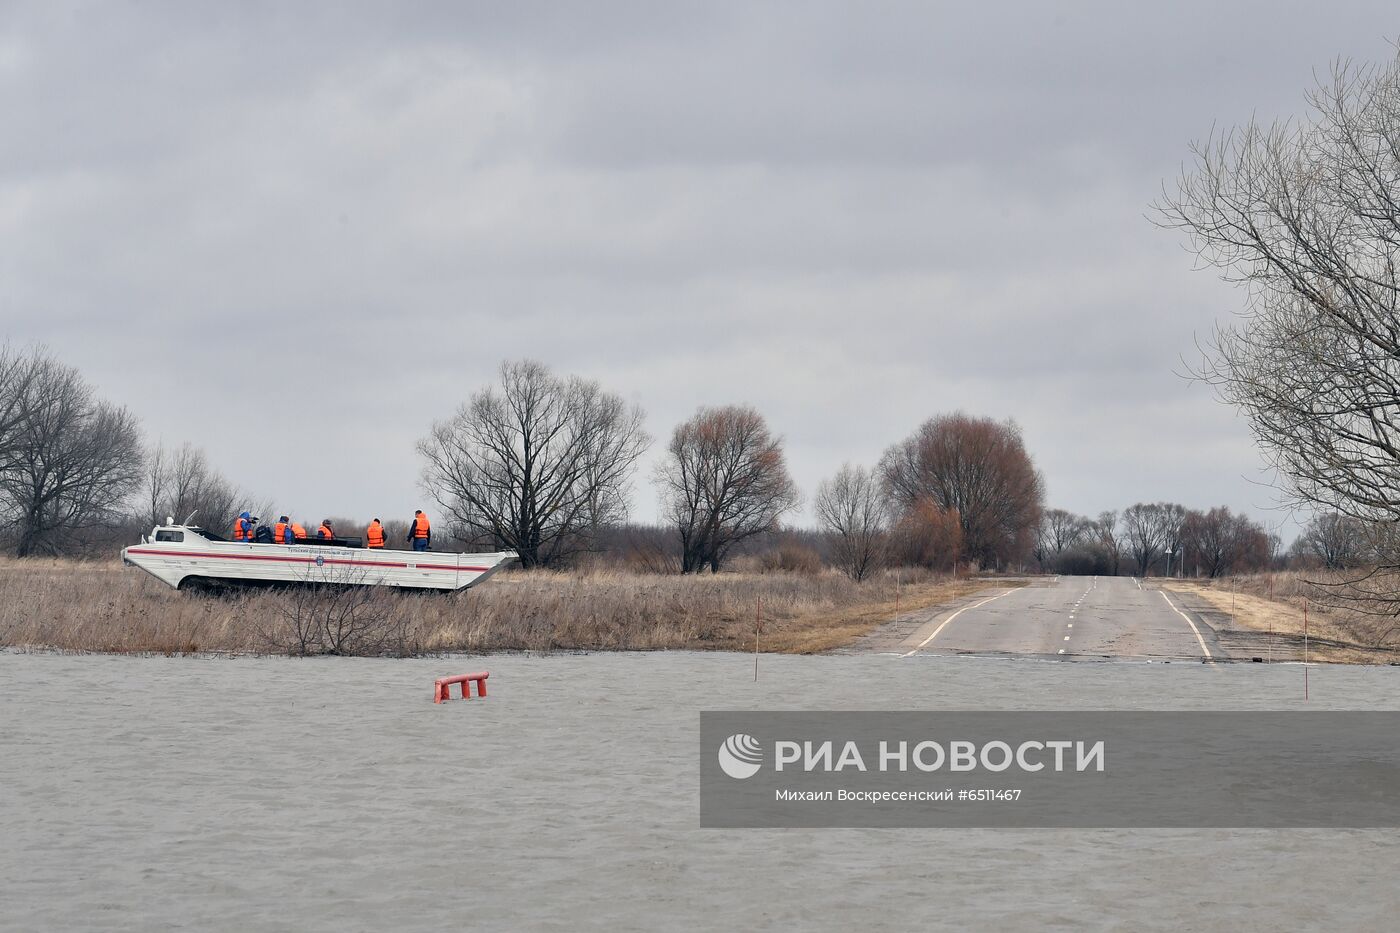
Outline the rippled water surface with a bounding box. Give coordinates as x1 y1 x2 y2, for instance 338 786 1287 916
4 652 1399 931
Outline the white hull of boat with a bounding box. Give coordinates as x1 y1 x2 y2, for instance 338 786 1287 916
122 526 515 592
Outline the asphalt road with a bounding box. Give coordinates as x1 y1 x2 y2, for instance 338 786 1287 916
897 575 1222 661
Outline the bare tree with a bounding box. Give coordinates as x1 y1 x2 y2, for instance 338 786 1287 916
418 360 650 568
1122 502 1185 577
0 354 144 556
1093 510 1122 576
144 441 244 532
814 463 886 581
0 344 42 479
1158 52 1400 531
1180 506 1269 578
879 413 1044 569
657 405 799 573
1293 512 1368 569
1033 508 1090 571
1153 50 1400 605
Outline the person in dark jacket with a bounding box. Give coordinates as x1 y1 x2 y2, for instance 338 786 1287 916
273 516 294 544
366 519 385 549
232 511 254 542
317 520 335 541
408 510 431 551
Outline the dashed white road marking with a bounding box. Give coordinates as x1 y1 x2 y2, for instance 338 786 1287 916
1159 590 1213 660
902 588 1019 657
1063 635 1071 641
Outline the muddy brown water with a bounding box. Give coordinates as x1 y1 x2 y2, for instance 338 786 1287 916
4 651 1399 931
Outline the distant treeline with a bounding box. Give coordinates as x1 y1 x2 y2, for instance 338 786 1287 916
1031 504 1274 579
0 344 1324 580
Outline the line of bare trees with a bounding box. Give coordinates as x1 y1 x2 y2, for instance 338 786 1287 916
0 344 275 557
419 361 802 573
418 365 1048 577
811 415 1043 581
1 343 1296 584
1032 502 1276 579
145 441 266 535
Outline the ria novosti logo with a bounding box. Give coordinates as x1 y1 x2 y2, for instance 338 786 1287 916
718 733 763 779
716 733 1108 780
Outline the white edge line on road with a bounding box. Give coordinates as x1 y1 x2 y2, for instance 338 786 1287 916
1159 589 1213 661
902 588 1018 657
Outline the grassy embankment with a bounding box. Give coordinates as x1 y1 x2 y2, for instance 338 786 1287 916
0 557 1002 656
1156 570 1400 664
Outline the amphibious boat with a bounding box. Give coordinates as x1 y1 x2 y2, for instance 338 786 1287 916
121 522 516 592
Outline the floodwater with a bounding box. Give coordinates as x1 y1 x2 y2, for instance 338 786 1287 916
4 651 1399 932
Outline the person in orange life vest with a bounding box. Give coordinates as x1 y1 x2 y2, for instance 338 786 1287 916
232 511 253 541
291 521 308 540
273 516 294 544
408 510 431 552
366 519 385 549
317 520 335 541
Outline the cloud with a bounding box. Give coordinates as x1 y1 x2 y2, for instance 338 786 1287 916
0 1 1392 536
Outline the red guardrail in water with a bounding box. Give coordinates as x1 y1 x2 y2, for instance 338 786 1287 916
434 671 489 703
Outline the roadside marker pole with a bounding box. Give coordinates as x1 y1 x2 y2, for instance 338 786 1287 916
754 595 761 683
1303 598 1309 701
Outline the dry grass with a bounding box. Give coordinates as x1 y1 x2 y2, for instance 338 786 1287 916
1155 571 1400 664
0 558 1000 656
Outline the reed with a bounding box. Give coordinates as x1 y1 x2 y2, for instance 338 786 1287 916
0 558 995 656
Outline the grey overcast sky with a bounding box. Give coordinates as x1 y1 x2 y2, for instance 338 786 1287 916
1 2 1395 535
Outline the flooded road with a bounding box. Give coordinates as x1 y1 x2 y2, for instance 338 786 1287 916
4 651 1399 931
886 575 1221 660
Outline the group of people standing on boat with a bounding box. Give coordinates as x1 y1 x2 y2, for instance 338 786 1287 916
230 510 431 550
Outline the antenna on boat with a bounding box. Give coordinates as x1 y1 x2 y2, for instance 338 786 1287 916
183 509 199 525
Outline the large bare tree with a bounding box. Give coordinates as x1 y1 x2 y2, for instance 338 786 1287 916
658 405 799 573
1158 52 1400 530
0 352 144 556
418 360 650 568
1157 50 1400 607
814 463 887 581
879 414 1044 569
